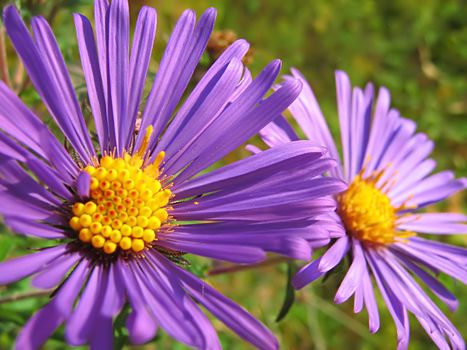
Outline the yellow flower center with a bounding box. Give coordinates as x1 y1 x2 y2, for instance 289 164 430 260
337 170 415 245
69 127 171 254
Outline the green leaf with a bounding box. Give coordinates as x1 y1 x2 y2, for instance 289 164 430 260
275 261 297 322
0 235 15 262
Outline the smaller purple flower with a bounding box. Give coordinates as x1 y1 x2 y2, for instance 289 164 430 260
258 69 467 349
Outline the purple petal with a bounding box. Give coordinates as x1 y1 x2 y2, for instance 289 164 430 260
292 257 324 289
76 171 91 199
159 239 266 263
31 16 94 158
32 253 81 289
156 39 249 154
122 6 157 148
106 0 129 152
287 68 342 178
74 13 108 151
174 140 328 198
363 86 391 172
0 246 66 285
318 236 349 273
392 250 459 312
3 6 93 162
133 257 207 348
173 179 341 223
0 190 56 221
65 266 103 345
160 227 312 261
164 256 279 350
259 114 299 148
173 65 302 184
334 239 365 304
94 0 109 99
116 259 157 344
100 263 125 317
26 155 72 200
143 256 221 349
16 298 66 350
89 316 113 349
367 251 410 349
335 71 352 181
4 217 64 239
138 8 216 149
161 58 244 169
54 261 91 315
0 82 77 178
165 59 283 180
361 268 380 333
16 261 90 349
398 213 467 235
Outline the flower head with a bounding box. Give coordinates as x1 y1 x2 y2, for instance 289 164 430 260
259 69 467 349
0 2 345 349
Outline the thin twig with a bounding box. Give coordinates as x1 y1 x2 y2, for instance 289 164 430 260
0 289 52 304
0 24 12 87
208 257 289 276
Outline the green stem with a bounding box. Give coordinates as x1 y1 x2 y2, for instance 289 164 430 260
0 289 52 304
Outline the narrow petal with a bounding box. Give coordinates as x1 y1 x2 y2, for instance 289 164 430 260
393 250 459 311
335 71 352 181
173 67 302 184
117 260 158 344
318 236 349 273
138 9 216 149
32 254 81 289
157 39 249 154
122 6 157 148
142 256 222 349
76 171 91 199
31 16 94 157
107 0 130 152
3 6 93 162
15 299 66 350
0 82 77 177
164 257 279 350
161 58 244 169
159 239 266 263
367 252 410 349
174 140 328 198
165 58 284 180
334 239 365 304
16 260 90 349
292 257 324 289
74 13 108 151
398 213 467 235
288 68 341 177
0 246 66 285
4 217 64 239
94 0 109 99
259 114 299 148
65 266 104 345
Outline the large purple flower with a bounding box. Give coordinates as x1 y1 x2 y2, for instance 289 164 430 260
0 2 345 349
258 69 467 349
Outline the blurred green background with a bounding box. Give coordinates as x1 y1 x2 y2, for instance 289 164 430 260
0 0 465 349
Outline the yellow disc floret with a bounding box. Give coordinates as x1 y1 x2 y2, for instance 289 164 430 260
69 145 171 254
337 169 415 245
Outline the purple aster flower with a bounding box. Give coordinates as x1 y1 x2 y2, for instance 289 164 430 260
0 2 346 349
257 69 467 349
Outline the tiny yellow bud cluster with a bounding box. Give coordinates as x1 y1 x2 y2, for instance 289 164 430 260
69 153 171 254
337 170 414 245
